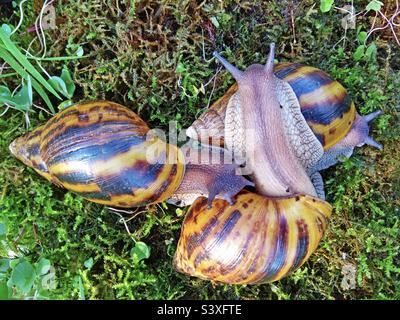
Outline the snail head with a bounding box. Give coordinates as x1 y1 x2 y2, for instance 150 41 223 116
343 111 382 150
213 43 276 86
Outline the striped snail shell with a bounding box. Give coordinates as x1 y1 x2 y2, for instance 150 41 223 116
10 101 252 209
174 191 332 284
9 101 185 208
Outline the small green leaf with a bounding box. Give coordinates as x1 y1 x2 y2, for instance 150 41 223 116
175 62 186 74
84 258 93 270
57 100 74 110
365 43 377 61
0 85 13 109
353 45 365 61
9 259 20 269
131 242 151 262
175 208 184 217
337 46 345 58
60 67 75 98
358 31 368 43
10 259 36 294
320 0 334 13
0 221 7 240
210 17 220 28
75 46 84 57
86 32 97 40
48 76 69 98
1 24 12 37
36 258 51 275
220 13 232 25
0 86 12 99
0 281 9 300
11 76 33 111
41 268 57 290
0 259 10 272
366 1 383 12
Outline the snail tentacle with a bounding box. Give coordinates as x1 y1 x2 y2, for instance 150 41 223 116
264 42 275 73
213 52 243 82
365 136 383 150
364 110 382 123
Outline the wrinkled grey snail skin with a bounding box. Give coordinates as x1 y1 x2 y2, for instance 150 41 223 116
213 43 322 197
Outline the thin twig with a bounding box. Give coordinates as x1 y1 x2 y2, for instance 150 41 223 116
0 105 10 116
33 103 52 115
206 66 222 109
125 210 146 222
24 112 30 129
366 0 400 46
201 29 215 63
108 207 137 214
109 210 132 236
203 65 222 88
38 0 51 58
378 9 400 45
10 0 29 36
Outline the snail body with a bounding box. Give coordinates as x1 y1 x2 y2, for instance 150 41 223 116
168 143 253 207
211 44 321 197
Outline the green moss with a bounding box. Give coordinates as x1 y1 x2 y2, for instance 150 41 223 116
0 0 399 299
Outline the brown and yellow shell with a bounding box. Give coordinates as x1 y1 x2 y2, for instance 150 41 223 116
9 101 185 208
188 62 356 151
174 190 332 284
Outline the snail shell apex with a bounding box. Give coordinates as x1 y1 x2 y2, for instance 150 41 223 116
10 101 185 208
174 190 332 284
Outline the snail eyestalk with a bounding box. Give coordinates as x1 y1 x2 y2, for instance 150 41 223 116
264 42 275 74
364 110 382 123
213 51 243 82
365 136 383 150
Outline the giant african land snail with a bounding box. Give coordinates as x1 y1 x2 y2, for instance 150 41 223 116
187 44 382 199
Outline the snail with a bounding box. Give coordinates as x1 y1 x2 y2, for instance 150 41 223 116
173 44 335 284
186 51 382 199
9 101 252 208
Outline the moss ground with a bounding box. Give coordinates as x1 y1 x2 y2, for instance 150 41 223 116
0 0 399 299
